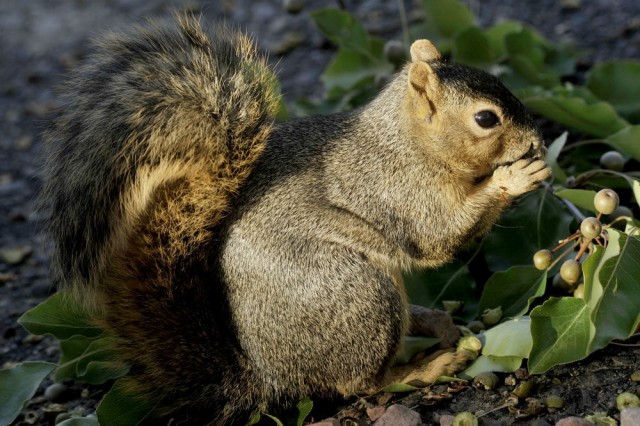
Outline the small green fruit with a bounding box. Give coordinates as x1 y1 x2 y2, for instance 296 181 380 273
560 259 581 285
467 320 485 334
533 249 553 270
580 217 602 240
384 40 406 65
594 189 619 215
283 0 304 14
573 283 585 299
442 300 463 315
600 150 625 171
481 306 502 326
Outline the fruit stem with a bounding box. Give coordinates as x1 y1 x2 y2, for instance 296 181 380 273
547 240 581 271
551 231 581 253
574 238 590 261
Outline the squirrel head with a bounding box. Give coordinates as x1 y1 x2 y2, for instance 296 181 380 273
404 40 544 178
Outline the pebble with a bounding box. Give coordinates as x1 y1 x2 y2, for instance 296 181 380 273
44 383 67 402
555 417 593 426
307 419 339 426
15 134 33 150
373 404 421 426
439 414 455 426
621 407 640 426
0 246 32 265
366 405 386 421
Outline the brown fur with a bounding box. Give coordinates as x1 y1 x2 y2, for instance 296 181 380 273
42 14 550 425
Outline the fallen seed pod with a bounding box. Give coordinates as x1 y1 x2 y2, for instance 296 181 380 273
473 372 499 390
616 392 640 411
452 411 478 426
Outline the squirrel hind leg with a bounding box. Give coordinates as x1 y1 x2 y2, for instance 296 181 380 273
380 349 473 389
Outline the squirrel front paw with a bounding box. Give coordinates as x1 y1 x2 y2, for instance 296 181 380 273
492 159 551 198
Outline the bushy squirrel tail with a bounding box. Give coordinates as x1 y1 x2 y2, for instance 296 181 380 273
42 14 280 423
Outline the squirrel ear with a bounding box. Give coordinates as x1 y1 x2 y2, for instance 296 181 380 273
410 40 442 63
407 61 439 122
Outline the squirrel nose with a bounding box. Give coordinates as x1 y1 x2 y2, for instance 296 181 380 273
526 138 546 159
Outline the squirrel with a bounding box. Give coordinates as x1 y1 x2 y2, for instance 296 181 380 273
42 14 551 425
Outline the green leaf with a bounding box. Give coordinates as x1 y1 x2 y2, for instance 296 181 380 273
528 297 592 374
452 27 494 66
633 180 640 206
56 336 128 384
57 417 100 426
484 189 573 271
606 125 640 161
586 229 640 352
0 361 55 426
461 355 523 379
484 21 523 59
478 266 547 319
263 414 285 426
545 132 568 183
382 382 421 393
481 317 532 358
321 42 393 91
311 9 371 54
295 397 313 426
581 245 605 305
587 60 640 123
395 336 441 365
18 291 102 340
97 379 153 426
504 28 546 68
522 85 629 137
554 188 598 213
503 28 560 88
422 0 475 38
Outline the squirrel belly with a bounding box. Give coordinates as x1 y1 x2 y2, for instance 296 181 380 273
42 13 550 425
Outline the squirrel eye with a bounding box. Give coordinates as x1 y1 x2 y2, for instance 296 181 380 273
474 110 500 128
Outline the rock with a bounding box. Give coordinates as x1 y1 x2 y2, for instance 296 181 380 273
15 134 33 150
307 419 339 426
377 392 393 405
367 406 386 421
0 246 32 265
269 31 304 55
621 407 640 426
0 272 18 284
555 417 594 426
374 404 421 426
439 414 455 426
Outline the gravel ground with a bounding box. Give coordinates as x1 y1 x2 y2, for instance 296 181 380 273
1 1 639 425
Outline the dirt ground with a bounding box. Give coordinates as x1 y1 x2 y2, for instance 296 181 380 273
1 1 639 425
